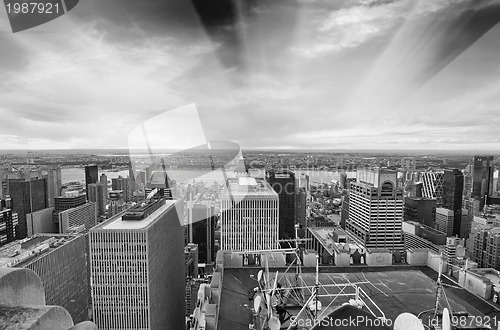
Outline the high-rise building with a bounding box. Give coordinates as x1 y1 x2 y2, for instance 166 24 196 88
295 186 307 228
220 177 278 252
435 208 454 237
0 233 90 323
112 175 133 202
190 204 216 264
403 197 436 227
89 198 185 329
99 173 108 200
345 168 404 251
45 167 62 207
8 177 48 239
54 192 86 211
0 198 18 246
472 156 494 213
107 190 125 218
421 171 444 207
266 170 296 241
84 165 98 200
442 169 464 237
468 224 500 271
87 183 107 217
135 170 147 190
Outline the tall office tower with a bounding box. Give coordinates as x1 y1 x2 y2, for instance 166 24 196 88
84 165 98 200
190 204 216 264
0 234 90 323
54 191 86 211
112 175 133 202
340 194 350 229
460 209 471 239
403 197 436 227
496 170 500 196
295 186 307 228
90 198 185 329
345 168 404 251
44 167 62 207
421 171 444 207
442 169 464 237
99 173 108 187
220 177 278 252
135 170 147 190
87 183 107 217
266 170 296 241
99 173 108 197
8 177 48 239
148 171 173 199
469 226 500 271
0 198 18 246
472 156 494 213
435 208 454 236
463 171 472 199
107 190 125 218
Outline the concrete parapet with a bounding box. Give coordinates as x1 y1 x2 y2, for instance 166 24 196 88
0 305 73 330
0 268 45 306
0 268 96 330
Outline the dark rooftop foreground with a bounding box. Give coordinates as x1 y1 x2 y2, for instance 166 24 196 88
219 267 495 330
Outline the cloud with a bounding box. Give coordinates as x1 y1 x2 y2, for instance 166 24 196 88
0 14 216 148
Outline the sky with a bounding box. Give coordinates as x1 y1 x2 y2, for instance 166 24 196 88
1 0 500 151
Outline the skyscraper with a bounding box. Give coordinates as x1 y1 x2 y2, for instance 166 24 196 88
0 198 18 246
8 177 48 239
220 177 278 251
84 165 98 200
89 198 185 329
403 197 436 228
54 192 86 211
112 175 133 202
45 167 62 207
190 204 216 264
442 169 464 237
345 168 404 251
266 170 296 241
421 171 444 207
472 156 494 213
87 183 107 217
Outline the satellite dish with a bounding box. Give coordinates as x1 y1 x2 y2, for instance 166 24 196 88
394 313 424 330
268 316 281 330
257 270 263 282
253 295 262 313
442 308 451 330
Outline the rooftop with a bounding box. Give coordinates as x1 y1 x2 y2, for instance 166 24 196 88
308 227 363 254
94 199 177 230
0 234 79 268
222 178 277 197
219 267 491 330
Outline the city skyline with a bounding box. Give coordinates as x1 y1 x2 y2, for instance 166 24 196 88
1 0 500 150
